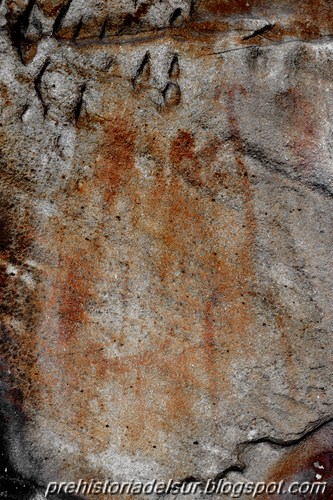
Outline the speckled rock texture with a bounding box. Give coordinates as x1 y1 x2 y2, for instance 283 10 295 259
0 0 332 498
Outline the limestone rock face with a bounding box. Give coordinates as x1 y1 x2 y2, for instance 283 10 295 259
0 0 332 498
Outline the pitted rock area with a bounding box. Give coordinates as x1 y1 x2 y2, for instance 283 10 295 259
0 0 332 499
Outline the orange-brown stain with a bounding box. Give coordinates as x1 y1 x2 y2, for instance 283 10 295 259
202 0 255 16
36 102 260 474
37 0 65 18
0 196 42 426
94 118 136 204
265 424 333 499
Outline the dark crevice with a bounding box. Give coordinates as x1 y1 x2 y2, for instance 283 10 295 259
214 464 246 481
0 399 84 499
132 51 150 87
310 181 333 199
162 82 181 107
6 0 37 64
240 414 333 450
53 0 74 36
19 104 29 122
74 83 86 122
242 139 333 199
34 59 50 117
181 475 202 484
0 361 37 500
13 0 36 36
162 82 170 101
168 54 179 79
169 8 182 27
72 17 83 40
190 0 195 17
99 17 108 39
103 57 114 71
10 26 333 47
243 23 274 40
169 415 333 491
136 51 150 75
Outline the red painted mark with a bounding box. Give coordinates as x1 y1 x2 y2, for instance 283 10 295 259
95 116 136 204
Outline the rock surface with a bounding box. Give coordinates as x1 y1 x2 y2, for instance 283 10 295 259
0 0 332 498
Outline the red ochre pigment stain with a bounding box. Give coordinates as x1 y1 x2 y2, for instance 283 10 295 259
36 107 260 470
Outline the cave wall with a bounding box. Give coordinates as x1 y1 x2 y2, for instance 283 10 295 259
0 0 332 498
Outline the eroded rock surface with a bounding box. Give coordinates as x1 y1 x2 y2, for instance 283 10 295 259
0 0 332 498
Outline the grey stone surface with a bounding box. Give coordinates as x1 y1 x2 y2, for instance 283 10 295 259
0 0 332 498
